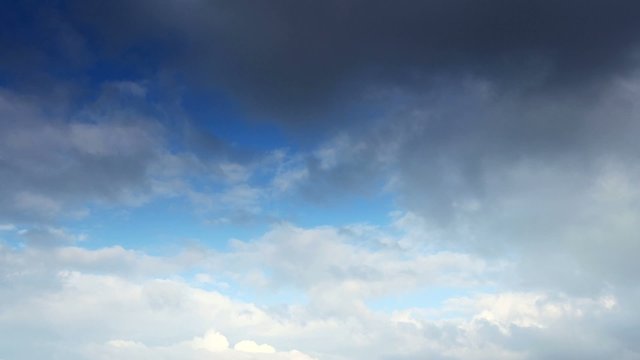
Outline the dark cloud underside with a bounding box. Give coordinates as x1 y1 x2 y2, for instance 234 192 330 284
69 0 640 121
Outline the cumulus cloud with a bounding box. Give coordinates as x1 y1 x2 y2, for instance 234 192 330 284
190 330 230 352
0 234 635 360
97 330 314 360
234 340 276 354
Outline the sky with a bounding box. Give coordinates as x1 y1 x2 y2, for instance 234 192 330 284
1 1 640 359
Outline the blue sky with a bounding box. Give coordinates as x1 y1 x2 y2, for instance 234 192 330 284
2 1 640 359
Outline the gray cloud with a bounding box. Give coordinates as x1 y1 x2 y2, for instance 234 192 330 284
0 235 635 360
0 85 315 227
68 0 640 123
264 74 640 299
2 2 640 358
65 0 640 226
0 88 165 223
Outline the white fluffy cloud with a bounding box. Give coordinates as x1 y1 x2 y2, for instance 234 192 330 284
95 330 312 360
234 340 276 354
1 219 636 360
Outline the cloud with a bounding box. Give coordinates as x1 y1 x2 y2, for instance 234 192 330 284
190 330 230 352
216 222 495 307
234 340 276 354
0 235 635 359
0 224 16 231
17 226 87 246
1 2 640 358
0 86 293 226
256 74 640 299
67 0 640 123
0 88 164 223
97 330 314 360
444 292 618 334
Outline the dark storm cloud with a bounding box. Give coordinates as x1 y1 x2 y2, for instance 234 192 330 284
57 0 640 237
69 0 640 121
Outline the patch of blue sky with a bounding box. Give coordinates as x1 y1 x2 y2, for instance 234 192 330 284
61 197 268 253
0 227 23 250
368 285 499 314
57 175 394 253
180 86 292 152
276 189 395 229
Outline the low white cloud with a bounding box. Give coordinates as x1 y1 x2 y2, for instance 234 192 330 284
234 340 276 354
1 221 636 359
190 330 230 352
443 292 618 334
217 221 496 313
